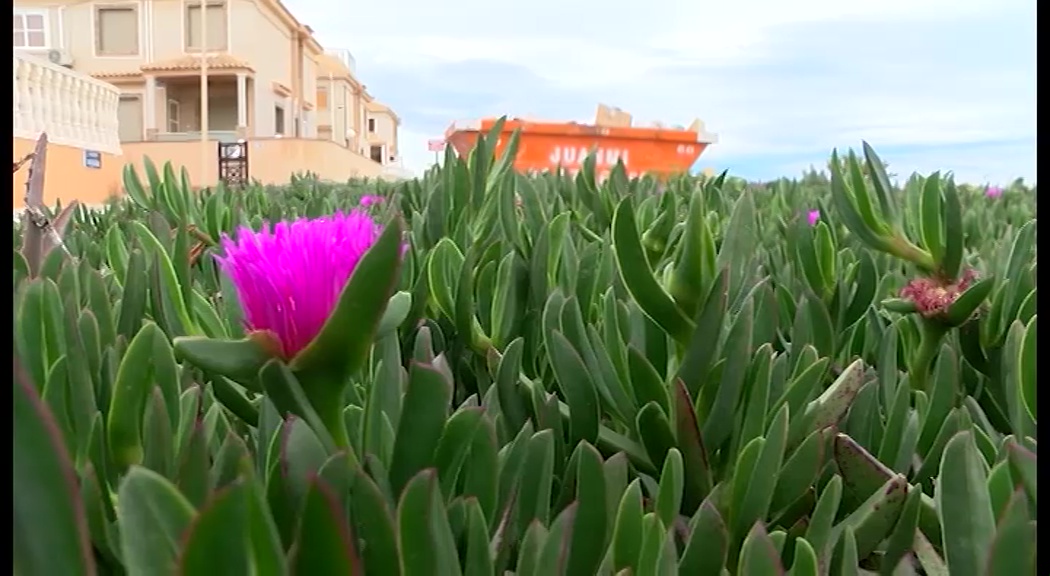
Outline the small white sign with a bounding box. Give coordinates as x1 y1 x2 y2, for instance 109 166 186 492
83 150 102 169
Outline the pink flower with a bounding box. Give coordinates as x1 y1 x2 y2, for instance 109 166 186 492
985 186 1003 199
359 195 385 207
215 211 383 358
807 210 821 226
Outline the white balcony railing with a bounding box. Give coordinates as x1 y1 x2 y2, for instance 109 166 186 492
13 52 122 154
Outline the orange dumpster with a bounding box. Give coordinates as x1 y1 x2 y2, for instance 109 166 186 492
444 105 718 180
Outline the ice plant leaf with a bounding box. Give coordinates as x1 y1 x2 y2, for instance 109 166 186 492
881 298 918 315
290 216 404 379
942 276 995 326
116 467 196 576
172 333 278 391
176 479 253 575
14 355 97 576
936 431 996 576
919 173 945 266
829 150 890 251
289 478 364 575
668 191 714 319
940 179 964 281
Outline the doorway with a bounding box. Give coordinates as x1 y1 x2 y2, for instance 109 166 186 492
117 96 143 142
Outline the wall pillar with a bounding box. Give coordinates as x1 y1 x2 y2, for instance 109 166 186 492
236 72 248 138
144 74 157 140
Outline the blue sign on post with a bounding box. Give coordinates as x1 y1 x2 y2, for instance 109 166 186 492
83 150 102 169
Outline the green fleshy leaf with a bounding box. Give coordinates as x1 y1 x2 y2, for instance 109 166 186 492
172 335 273 390
291 217 405 380
13 363 97 576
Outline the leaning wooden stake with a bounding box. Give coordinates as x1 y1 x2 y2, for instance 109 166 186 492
17 133 80 277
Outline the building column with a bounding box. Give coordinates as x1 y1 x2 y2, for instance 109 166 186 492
144 75 157 140
284 95 292 135
236 72 248 138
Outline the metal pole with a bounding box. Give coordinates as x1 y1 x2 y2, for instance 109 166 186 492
199 0 209 186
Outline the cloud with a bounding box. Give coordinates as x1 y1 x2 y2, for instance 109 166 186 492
720 139 1037 185
285 0 1036 185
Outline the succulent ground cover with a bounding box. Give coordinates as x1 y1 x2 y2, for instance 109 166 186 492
13 123 1037 575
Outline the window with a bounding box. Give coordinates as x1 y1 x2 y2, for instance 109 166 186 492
367 118 375 133
96 6 139 56
13 11 48 48
370 145 383 163
167 99 181 132
316 87 328 111
274 105 285 135
185 1 227 51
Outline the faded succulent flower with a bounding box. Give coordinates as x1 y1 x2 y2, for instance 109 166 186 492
899 269 979 318
985 186 1003 199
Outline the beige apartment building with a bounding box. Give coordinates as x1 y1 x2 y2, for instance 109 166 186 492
13 0 406 184
316 49 401 166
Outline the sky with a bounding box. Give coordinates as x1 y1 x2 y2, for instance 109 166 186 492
284 0 1036 185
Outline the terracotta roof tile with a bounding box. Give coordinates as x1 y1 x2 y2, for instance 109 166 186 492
140 54 254 73
91 70 142 79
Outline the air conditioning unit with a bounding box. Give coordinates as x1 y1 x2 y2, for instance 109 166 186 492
47 49 74 68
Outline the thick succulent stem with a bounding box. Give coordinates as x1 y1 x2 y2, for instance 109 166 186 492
909 320 949 392
886 235 937 273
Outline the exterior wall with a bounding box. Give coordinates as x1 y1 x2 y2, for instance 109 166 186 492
22 0 308 139
365 107 399 163
236 0 292 136
351 88 365 153
27 0 245 74
301 54 317 138
122 138 389 186
371 112 398 158
315 51 370 154
14 0 404 188
319 78 355 147
14 139 123 209
362 96 376 156
13 52 124 208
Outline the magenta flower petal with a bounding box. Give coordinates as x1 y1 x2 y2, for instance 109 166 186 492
807 210 821 226
215 211 382 358
985 186 1003 198
359 195 385 207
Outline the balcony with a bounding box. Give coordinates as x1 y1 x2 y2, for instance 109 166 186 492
13 52 122 154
